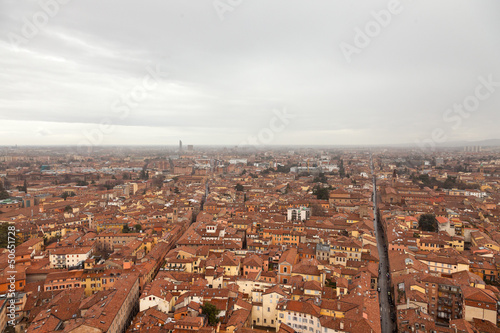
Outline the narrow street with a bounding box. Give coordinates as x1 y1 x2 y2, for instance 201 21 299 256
371 157 396 333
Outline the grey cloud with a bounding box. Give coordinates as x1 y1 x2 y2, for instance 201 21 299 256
0 0 499 146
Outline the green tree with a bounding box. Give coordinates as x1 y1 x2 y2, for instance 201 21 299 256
235 183 244 191
139 166 149 180
443 176 456 189
64 205 72 213
261 168 272 175
313 173 327 183
122 224 131 233
202 302 220 326
313 185 329 200
418 214 438 232
0 181 10 200
134 224 142 232
276 164 292 173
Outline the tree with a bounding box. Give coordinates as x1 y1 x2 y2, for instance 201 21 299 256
443 176 456 189
152 175 165 189
139 166 149 180
261 168 272 176
122 225 131 233
202 302 220 326
276 164 292 173
64 205 72 213
134 224 142 232
3 178 12 190
313 185 329 200
0 181 10 200
313 173 327 183
235 183 244 191
311 203 326 216
418 214 438 232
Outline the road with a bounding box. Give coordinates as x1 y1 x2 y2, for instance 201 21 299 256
371 156 396 333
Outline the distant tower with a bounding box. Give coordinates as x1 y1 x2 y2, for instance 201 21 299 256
179 140 183 151
391 169 398 187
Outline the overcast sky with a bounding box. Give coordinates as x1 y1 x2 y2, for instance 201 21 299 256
1 0 499 147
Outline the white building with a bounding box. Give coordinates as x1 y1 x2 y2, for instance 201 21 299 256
287 207 311 221
49 246 93 269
